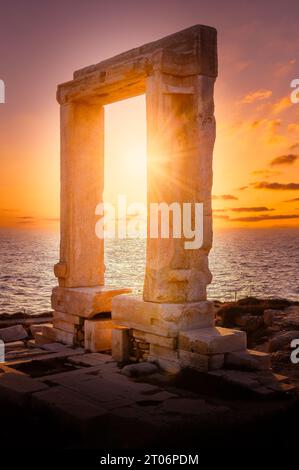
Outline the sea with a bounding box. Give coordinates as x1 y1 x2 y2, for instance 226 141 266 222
0 227 298 316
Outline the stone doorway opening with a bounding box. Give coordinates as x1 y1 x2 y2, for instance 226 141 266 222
103 95 147 294
45 26 252 376
49 25 220 357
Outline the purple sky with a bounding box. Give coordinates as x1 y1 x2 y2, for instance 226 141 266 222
1 0 299 227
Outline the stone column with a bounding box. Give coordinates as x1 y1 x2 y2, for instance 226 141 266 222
55 102 105 288
49 101 131 347
143 71 215 303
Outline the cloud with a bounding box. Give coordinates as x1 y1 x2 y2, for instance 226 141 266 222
273 59 296 78
230 214 299 222
0 208 19 212
270 154 298 166
229 118 286 145
14 216 59 225
266 119 285 144
289 143 299 151
272 96 292 115
238 89 272 105
249 119 285 144
253 181 299 190
251 169 281 178
284 197 299 202
230 207 274 212
213 214 230 220
235 60 252 73
17 217 36 225
288 124 299 133
237 186 248 191
212 194 238 200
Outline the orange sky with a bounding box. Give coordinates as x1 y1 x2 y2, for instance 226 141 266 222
0 0 299 229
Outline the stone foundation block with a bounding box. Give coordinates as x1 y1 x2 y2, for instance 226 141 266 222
54 311 81 325
148 355 181 374
52 286 131 318
39 325 74 346
53 328 74 346
40 325 58 342
34 332 52 346
179 327 247 355
179 350 224 372
53 319 76 334
84 319 112 352
132 329 177 349
30 323 52 337
112 294 215 337
225 349 271 371
112 327 130 362
149 344 179 362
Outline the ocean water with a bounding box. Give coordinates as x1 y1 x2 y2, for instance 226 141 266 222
0 227 298 315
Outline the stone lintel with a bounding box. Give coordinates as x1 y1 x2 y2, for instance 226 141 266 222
74 25 217 79
57 25 217 105
112 294 215 337
52 286 131 318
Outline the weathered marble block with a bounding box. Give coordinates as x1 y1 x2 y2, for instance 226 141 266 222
112 294 215 337
179 327 247 355
52 286 131 318
84 319 112 352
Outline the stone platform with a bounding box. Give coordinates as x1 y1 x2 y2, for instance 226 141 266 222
111 294 250 373
38 286 131 348
0 341 295 448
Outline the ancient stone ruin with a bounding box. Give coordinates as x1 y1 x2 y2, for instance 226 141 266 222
46 25 249 373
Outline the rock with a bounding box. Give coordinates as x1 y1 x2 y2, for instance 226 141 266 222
0 325 28 343
268 331 299 352
225 349 271 371
235 314 263 332
263 309 278 326
121 362 159 377
281 306 299 328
